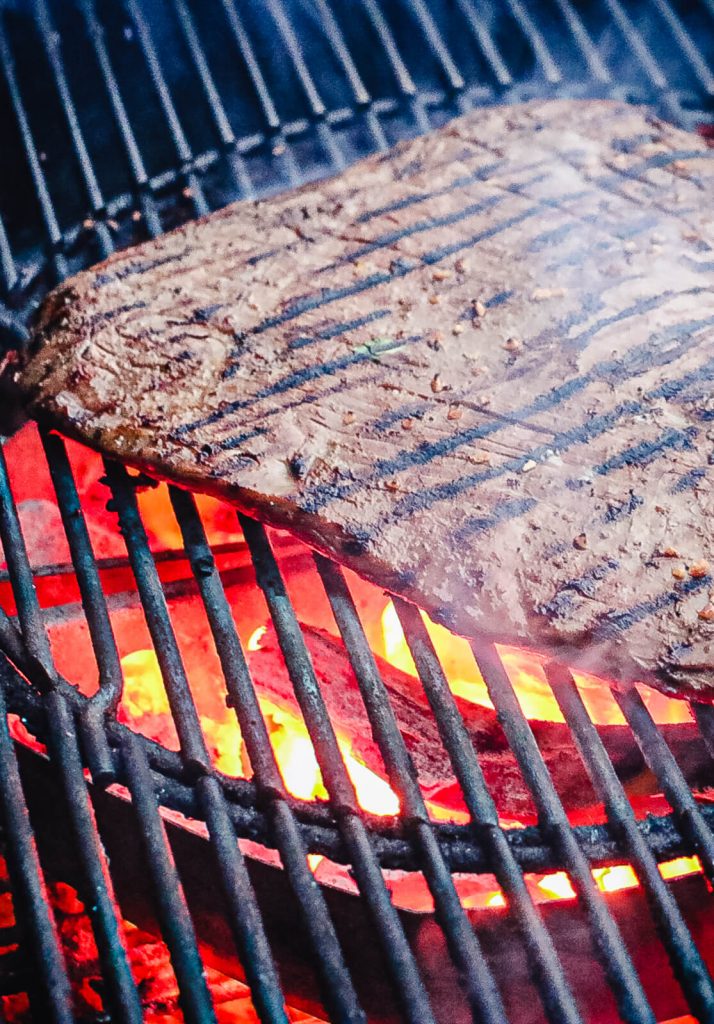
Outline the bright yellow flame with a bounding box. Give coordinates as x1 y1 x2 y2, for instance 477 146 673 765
247 626 267 652
344 753 400 816
261 700 400 815
659 856 701 880
537 872 576 900
486 891 506 908
120 649 244 773
593 865 638 893
119 648 399 815
262 703 327 800
121 650 170 717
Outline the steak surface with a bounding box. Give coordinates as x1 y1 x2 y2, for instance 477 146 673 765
17 100 714 698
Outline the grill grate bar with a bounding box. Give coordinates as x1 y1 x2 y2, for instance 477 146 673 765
451 0 512 87
391 596 641 1024
650 0 714 94
612 685 714 882
0 215 17 294
405 0 466 92
551 0 611 83
32 0 113 260
0 680 74 1024
170 0 255 199
357 0 432 134
239 513 439 1024
103 460 211 770
167 485 366 1024
313 0 370 106
546 661 714 1021
311 0 389 153
693 702 714 762
314 556 513 1024
121 731 218 1024
219 0 280 130
0 17 67 280
195 774 293 1024
40 429 120 780
124 0 209 216
218 0 302 188
77 0 162 236
265 0 326 117
472 643 658 1024
602 0 669 90
504 0 562 84
0 447 54 672
42 690 144 1024
266 0 346 172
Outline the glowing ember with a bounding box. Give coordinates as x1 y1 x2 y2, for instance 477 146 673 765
247 625 268 652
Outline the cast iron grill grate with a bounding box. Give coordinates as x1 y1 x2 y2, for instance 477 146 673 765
0 1 713 1022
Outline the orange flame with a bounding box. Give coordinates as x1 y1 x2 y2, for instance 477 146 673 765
119 647 399 817
118 603 703 908
380 602 692 726
379 602 702 900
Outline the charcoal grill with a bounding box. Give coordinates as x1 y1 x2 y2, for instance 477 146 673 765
0 1 713 1022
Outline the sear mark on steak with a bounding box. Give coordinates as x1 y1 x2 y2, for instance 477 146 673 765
17 99 714 699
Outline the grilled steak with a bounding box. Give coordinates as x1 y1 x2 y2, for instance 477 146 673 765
18 99 714 698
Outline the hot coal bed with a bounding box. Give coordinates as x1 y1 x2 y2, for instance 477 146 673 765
0 2 713 1023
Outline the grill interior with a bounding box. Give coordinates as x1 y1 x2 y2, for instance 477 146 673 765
0 1 714 1023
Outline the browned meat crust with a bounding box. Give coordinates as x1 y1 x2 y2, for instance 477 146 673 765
17 99 714 698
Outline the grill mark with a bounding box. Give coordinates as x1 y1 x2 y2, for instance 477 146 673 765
604 149 714 182
565 427 698 490
565 291 690 353
381 353 714 524
538 207 655 255
603 492 645 523
288 308 391 350
321 194 503 271
83 300 148 329
177 335 424 437
591 574 711 640
221 189 591 361
211 375 363 454
246 247 297 266
355 161 504 223
454 497 537 540
301 315 714 513
542 492 644 560
683 258 714 274
671 468 707 493
372 403 426 433
94 250 189 287
542 215 662 273
537 559 621 621
486 290 514 308
528 221 578 253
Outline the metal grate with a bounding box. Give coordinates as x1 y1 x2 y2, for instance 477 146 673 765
0 1 713 1022
0 0 712 321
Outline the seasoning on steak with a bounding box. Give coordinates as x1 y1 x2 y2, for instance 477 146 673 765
17 99 714 699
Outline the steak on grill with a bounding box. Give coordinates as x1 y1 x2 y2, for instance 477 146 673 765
17 99 714 699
